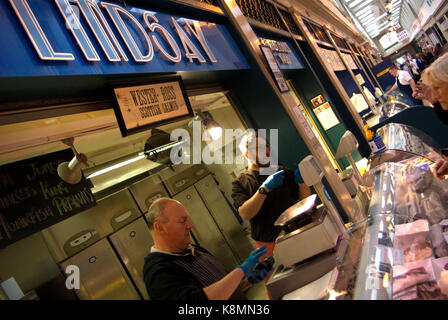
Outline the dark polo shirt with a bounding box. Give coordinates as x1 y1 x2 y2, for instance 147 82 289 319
231 166 299 242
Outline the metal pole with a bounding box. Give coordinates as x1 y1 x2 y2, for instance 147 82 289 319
324 27 375 111
347 42 385 100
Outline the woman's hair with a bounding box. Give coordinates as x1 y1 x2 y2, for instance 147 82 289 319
422 53 448 88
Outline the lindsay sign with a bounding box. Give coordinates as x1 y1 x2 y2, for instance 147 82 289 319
2 0 249 76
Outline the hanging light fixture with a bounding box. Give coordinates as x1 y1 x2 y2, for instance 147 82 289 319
201 111 222 141
188 110 223 141
57 137 87 184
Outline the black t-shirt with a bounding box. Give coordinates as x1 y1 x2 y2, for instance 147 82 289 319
142 245 247 300
231 166 299 242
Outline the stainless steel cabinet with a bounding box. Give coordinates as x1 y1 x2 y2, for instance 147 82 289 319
42 189 141 261
60 238 140 300
194 175 255 263
174 186 240 272
109 217 153 300
159 164 209 196
128 175 169 213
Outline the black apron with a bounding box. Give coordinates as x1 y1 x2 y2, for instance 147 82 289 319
396 75 422 106
172 247 248 300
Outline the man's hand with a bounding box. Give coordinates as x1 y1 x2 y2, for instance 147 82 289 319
235 245 267 278
433 158 448 179
262 170 285 192
247 267 272 285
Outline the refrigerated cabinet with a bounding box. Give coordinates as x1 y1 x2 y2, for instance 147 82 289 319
60 238 140 300
327 123 448 300
368 123 444 171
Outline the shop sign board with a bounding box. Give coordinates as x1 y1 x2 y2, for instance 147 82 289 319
0 149 96 248
1 0 249 77
260 45 289 93
111 76 193 136
258 37 305 70
318 48 345 71
342 53 358 70
397 30 410 42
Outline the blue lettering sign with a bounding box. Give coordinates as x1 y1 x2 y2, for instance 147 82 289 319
1 0 249 77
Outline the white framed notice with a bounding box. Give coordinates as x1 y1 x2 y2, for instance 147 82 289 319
313 102 340 130
355 73 365 85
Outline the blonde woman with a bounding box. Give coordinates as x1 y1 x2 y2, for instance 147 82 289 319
414 53 448 121
414 53 448 179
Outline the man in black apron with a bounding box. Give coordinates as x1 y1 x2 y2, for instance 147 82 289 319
385 65 423 105
142 198 271 300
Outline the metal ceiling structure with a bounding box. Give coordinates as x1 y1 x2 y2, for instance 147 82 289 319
333 0 448 55
335 0 404 40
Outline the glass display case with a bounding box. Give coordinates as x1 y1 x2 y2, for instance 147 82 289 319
327 121 448 300
378 100 412 121
354 160 448 300
368 123 444 171
330 157 448 300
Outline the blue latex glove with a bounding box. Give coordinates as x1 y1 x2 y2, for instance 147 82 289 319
262 170 285 192
235 245 267 278
294 167 304 184
248 266 273 285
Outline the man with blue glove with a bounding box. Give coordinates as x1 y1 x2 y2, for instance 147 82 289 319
231 132 311 297
143 198 272 300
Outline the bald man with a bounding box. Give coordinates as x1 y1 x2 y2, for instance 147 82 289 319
142 198 271 300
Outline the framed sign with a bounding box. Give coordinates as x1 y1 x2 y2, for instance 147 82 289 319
259 45 289 93
355 73 365 85
312 102 340 131
111 76 194 137
310 94 326 108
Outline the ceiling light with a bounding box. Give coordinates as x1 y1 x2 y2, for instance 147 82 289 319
199 111 222 141
188 111 223 141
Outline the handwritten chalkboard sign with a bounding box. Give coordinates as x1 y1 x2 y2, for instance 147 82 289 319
0 149 96 248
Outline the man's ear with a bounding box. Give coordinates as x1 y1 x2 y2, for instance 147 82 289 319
154 221 165 234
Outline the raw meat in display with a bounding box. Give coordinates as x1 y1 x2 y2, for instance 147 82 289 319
392 286 418 300
428 223 448 258
406 166 433 193
393 267 431 293
393 259 436 295
416 281 444 300
403 242 433 263
394 220 429 251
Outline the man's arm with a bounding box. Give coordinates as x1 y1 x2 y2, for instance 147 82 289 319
203 268 245 300
385 83 398 95
409 78 417 92
299 183 312 199
233 170 285 221
238 190 268 221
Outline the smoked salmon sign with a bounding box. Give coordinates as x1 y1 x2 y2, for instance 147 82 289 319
1 0 249 77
